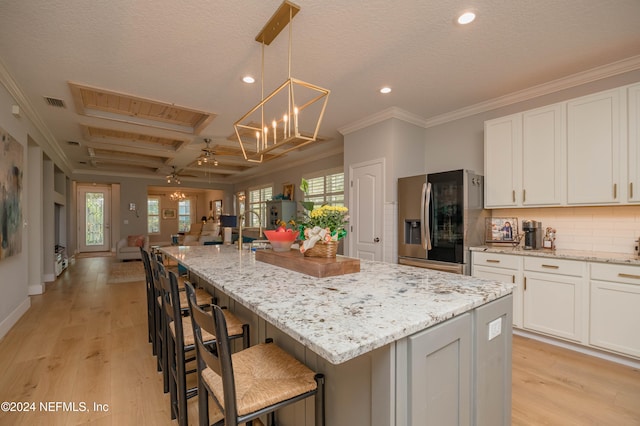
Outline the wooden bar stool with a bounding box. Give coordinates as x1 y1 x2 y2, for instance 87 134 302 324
162 272 249 426
186 284 325 426
140 248 156 351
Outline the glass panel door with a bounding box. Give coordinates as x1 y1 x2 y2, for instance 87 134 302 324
78 185 111 252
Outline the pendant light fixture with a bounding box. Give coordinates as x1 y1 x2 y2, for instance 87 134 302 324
233 0 330 163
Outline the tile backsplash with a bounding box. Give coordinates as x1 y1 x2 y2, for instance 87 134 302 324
492 206 640 254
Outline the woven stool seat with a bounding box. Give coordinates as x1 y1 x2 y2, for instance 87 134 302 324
170 309 246 347
202 342 318 417
179 287 211 310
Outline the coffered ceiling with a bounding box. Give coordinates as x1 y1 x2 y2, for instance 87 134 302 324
0 0 639 185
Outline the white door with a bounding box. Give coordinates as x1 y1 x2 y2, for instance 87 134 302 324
349 159 384 261
78 185 111 252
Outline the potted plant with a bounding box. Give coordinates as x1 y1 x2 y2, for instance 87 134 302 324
298 178 349 257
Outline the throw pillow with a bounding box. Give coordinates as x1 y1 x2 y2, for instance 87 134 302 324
127 235 145 247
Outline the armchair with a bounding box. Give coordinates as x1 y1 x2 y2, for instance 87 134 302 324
116 235 149 260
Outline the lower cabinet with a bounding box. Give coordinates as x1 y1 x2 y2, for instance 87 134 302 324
590 263 640 358
401 295 513 425
522 257 587 343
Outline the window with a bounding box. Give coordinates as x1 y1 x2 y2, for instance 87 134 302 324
303 170 345 208
148 197 160 234
247 185 272 227
178 199 192 232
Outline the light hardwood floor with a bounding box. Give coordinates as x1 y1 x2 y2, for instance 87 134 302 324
0 256 638 425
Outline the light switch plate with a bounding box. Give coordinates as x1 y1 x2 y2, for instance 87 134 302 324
488 317 502 341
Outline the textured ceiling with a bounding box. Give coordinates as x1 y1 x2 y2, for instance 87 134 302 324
0 0 639 183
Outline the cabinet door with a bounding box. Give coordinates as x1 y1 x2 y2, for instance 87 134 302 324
522 103 565 205
590 280 640 358
407 313 471 425
473 266 522 328
567 88 622 204
629 83 640 202
523 273 584 342
484 114 522 207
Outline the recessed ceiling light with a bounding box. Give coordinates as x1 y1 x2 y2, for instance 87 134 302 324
242 76 255 84
457 11 476 25
380 87 392 94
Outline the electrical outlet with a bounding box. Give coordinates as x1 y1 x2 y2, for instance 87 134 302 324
488 317 502 341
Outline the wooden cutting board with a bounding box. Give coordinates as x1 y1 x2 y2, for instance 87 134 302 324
255 249 360 278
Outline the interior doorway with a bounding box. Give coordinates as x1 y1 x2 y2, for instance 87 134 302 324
77 185 111 253
349 158 384 261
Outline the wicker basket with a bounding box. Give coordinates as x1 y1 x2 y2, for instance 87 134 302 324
304 240 338 258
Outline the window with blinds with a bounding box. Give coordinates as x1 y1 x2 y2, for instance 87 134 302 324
304 172 345 208
178 199 192 232
247 185 272 227
147 197 160 234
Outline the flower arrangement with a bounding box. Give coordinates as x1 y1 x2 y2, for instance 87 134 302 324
298 178 349 254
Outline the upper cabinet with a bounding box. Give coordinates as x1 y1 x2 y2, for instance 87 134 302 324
567 88 623 205
484 114 521 207
629 83 640 203
484 104 564 208
485 83 639 208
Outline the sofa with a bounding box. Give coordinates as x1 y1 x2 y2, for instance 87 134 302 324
183 221 222 246
116 234 149 260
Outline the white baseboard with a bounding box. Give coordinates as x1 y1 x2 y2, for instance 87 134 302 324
0 297 31 341
42 273 55 283
514 329 640 369
28 284 45 295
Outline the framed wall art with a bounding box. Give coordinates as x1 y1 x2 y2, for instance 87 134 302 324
162 208 177 219
283 183 294 200
0 128 24 261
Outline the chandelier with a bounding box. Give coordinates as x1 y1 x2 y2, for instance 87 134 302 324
169 191 187 201
234 1 330 163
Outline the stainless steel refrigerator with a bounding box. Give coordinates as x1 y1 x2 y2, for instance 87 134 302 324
398 170 486 274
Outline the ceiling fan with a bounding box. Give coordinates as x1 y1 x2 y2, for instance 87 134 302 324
197 138 219 166
165 166 197 184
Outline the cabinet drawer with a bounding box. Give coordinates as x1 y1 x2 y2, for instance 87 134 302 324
524 257 584 277
472 252 520 270
591 263 640 285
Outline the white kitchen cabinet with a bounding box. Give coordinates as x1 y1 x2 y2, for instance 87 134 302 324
484 114 521 207
628 83 640 202
522 103 565 206
567 88 624 204
522 257 587 343
484 104 564 208
472 251 523 328
590 263 640 358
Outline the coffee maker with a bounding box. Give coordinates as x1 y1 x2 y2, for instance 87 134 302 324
522 220 542 250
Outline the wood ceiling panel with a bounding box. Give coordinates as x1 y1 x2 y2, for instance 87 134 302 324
82 125 187 151
69 82 216 134
91 148 170 166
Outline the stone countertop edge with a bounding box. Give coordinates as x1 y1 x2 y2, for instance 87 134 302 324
161 245 513 365
470 245 640 266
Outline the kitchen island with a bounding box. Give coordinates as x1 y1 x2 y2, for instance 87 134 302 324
161 245 514 426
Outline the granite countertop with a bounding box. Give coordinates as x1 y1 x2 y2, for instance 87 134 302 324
470 245 640 266
161 245 513 365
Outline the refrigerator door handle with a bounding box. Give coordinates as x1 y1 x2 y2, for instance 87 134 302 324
422 182 432 251
420 182 426 249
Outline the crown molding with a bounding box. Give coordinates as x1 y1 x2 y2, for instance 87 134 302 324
338 106 429 135
0 58 73 174
424 54 640 128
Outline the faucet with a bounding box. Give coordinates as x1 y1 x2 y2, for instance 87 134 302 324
238 211 263 250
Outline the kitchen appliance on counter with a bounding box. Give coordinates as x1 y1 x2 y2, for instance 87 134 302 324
398 170 486 275
522 220 542 250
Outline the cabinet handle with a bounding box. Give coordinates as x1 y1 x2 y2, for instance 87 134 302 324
512 275 515 284
512 190 516 203
486 259 501 263
524 277 527 291
613 183 617 199
631 182 634 199
619 273 640 280
523 189 526 203
541 264 559 269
